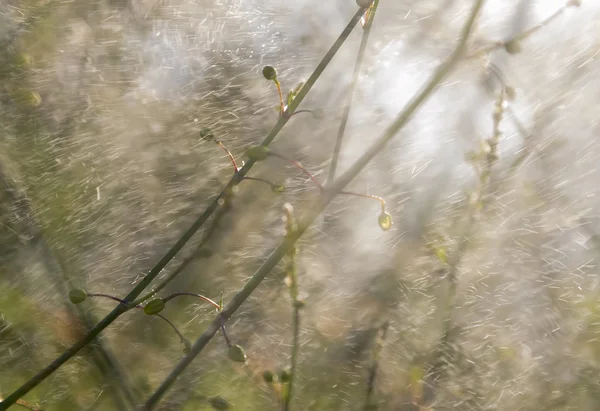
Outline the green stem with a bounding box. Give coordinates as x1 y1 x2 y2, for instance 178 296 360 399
327 0 379 183
0 9 364 409
141 2 484 408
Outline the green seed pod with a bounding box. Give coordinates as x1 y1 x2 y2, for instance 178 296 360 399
378 212 393 231
69 289 88 304
262 66 278 81
245 145 270 161
208 396 231 410
199 127 215 141
227 344 247 363
271 184 285 193
262 370 275 383
144 299 166 315
504 39 522 55
504 86 516 101
279 368 292 383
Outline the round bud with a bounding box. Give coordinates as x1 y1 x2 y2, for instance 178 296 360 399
245 145 270 161
227 344 247 363
69 289 88 304
504 86 516 101
356 0 373 8
199 127 215 141
279 368 292 383
262 66 278 81
271 184 285 193
262 370 275 383
504 39 522 55
143 298 166 315
208 396 231 410
294 298 305 309
378 212 393 231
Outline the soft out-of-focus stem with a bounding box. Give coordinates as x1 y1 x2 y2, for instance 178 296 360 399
0 11 365 409
141 2 485 408
468 3 568 58
363 320 389 410
327 0 379 183
283 204 300 411
426 85 507 408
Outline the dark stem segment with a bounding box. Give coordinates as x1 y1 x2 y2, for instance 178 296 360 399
141 2 485 408
0 9 365 409
364 320 389 410
327 0 379 183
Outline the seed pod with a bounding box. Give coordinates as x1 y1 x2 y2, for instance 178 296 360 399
143 299 166 315
245 145 270 161
279 368 292 383
199 127 215 141
378 212 393 231
262 66 278 81
208 396 231 410
271 184 285 193
228 344 247 363
504 39 522 55
262 370 275 383
69 289 88 304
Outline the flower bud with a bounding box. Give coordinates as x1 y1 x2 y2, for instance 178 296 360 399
262 370 275 383
69 289 88 304
262 66 277 81
378 212 393 231
245 145 270 161
504 39 522 55
143 299 166 315
228 344 247 363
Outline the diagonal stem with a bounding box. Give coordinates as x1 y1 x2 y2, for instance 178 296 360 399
0 9 366 410
141 2 485 408
327 0 379 183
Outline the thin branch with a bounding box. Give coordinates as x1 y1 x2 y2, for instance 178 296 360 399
141 2 485 408
327 0 379 183
0 10 365 409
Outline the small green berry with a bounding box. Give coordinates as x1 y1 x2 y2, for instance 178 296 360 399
227 344 247 363
279 368 292 383
271 184 285 193
504 39 522 55
245 145 270 161
262 370 275 383
199 127 215 141
208 396 231 410
69 289 88 304
143 299 166 315
378 212 393 231
262 66 278 81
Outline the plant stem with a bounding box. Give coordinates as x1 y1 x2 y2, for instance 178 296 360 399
0 10 364 409
141 2 484 408
327 0 379 183
363 320 389 410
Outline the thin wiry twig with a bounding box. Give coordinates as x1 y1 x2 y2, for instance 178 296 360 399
141 2 485 408
327 0 379 183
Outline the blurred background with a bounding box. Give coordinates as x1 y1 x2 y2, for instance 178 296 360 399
2 0 600 409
